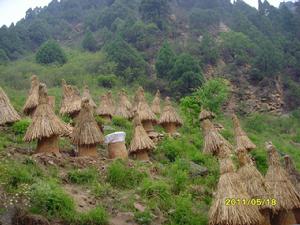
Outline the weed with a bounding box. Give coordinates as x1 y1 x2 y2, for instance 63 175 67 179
67 167 98 184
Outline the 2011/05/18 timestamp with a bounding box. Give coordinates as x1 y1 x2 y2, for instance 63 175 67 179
225 198 277 206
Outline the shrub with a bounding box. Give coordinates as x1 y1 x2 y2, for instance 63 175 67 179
97 75 118 88
167 160 189 194
74 206 109 225
169 195 207 225
67 167 99 184
107 160 147 188
12 119 31 135
134 210 153 225
36 40 67 65
29 181 75 219
140 178 172 210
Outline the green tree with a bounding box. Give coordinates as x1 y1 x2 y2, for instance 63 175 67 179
171 53 203 96
36 40 67 65
82 30 97 52
155 41 175 79
104 37 147 81
139 0 170 30
199 34 219 65
0 49 9 64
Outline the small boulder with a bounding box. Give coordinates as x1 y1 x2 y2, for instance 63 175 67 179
189 162 208 177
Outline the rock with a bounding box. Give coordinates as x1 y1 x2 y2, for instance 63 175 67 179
12 208 50 225
189 162 208 177
134 202 145 212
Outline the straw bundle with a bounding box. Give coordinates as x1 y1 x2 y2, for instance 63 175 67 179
60 80 82 117
237 148 270 208
72 98 104 146
151 90 161 115
96 94 114 121
82 85 96 108
23 75 39 116
199 108 216 121
284 155 300 192
24 83 70 141
132 86 144 113
107 91 115 113
232 114 256 151
0 87 21 125
209 157 263 225
159 97 182 135
129 112 155 160
115 90 133 119
265 142 300 212
201 119 232 156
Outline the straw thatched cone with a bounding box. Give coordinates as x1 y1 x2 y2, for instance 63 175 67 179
129 113 155 161
199 108 216 122
0 87 21 125
237 147 271 225
24 83 70 154
151 90 161 115
96 94 114 122
72 98 104 157
23 75 39 117
115 90 132 119
60 79 82 118
82 85 96 108
284 155 300 223
159 97 182 135
136 89 157 133
209 157 263 225
265 142 300 225
105 132 128 160
201 118 232 157
232 114 256 151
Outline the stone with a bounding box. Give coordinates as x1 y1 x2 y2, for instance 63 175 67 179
189 162 208 177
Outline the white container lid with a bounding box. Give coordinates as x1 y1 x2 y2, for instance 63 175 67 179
105 132 126 144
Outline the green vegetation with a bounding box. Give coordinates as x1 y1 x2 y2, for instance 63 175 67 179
67 167 99 185
82 30 98 52
36 40 67 65
73 206 109 225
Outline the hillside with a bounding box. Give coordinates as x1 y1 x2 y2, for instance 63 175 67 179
0 0 300 113
1 0 300 224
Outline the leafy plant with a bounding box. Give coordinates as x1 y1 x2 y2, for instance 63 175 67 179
67 167 99 184
12 119 31 135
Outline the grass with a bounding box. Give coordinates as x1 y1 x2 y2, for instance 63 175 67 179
72 206 109 225
67 167 99 185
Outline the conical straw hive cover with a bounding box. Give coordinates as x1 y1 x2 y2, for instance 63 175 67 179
129 113 155 154
265 142 300 212
159 97 182 126
82 85 96 108
151 90 161 115
115 90 132 119
72 98 104 145
60 80 82 115
209 157 263 225
23 75 39 115
24 83 71 141
96 94 114 117
0 87 20 125
232 114 256 151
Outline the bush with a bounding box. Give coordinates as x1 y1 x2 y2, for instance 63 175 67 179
97 75 118 88
169 195 207 225
67 167 99 184
107 160 147 188
74 206 109 225
167 160 189 194
134 210 153 225
140 178 172 210
29 181 75 219
36 40 67 65
12 119 31 135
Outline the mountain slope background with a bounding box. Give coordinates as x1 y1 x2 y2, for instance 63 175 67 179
0 0 300 114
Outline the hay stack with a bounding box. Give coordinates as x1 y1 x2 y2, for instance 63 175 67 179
201 118 232 157
0 87 20 125
136 89 157 133
24 83 70 154
23 75 39 116
265 142 300 225
72 98 104 157
199 108 216 121
232 114 256 151
159 97 182 135
209 156 263 225
129 112 155 161
60 80 81 118
151 90 161 115
96 94 114 121
82 85 96 108
284 155 300 192
115 90 133 119
107 91 115 113
132 86 144 113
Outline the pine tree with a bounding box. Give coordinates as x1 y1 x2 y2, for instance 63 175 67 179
155 41 175 79
36 40 67 65
82 30 97 52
